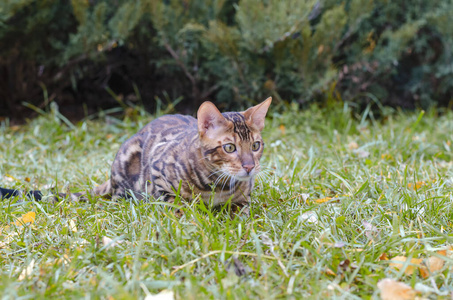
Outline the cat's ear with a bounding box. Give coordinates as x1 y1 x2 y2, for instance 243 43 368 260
197 101 229 137
243 97 272 131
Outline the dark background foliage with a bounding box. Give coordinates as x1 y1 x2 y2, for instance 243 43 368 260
1 0 452 119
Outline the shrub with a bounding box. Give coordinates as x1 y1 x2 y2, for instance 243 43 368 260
0 0 452 117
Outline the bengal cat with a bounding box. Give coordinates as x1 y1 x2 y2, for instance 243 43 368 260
0 97 272 212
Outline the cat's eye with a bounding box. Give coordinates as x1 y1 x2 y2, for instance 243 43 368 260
252 141 260 151
223 143 236 153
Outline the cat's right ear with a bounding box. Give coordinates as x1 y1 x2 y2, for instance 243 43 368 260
197 101 228 137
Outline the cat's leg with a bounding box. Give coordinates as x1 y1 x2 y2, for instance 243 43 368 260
231 200 251 217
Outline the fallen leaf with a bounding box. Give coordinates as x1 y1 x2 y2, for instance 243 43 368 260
300 193 310 202
379 253 389 261
57 254 71 265
18 259 35 280
377 278 417 300
299 212 318 224
362 220 379 239
348 141 359 150
354 149 370 158
389 256 423 276
334 241 346 248
407 181 425 190
337 259 350 273
15 212 36 226
325 268 336 276
314 197 332 203
381 153 393 160
420 250 446 278
102 236 118 249
5 174 18 182
144 290 174 300
68 219 77 232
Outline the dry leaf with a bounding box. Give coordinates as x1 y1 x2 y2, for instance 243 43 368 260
362 220 379 239
379 253 389 261
354 149 370 158
68 219 77 232
325 268 336 276
314 197 332 203
337 259 350 274
381 153 393 160
18 259 35 280
5 174 17 182
102 236 121 249
407 181 425 190
15 212 36 226
55 254 71 265
299 212 318 224
377 278 417 300
348 141 359 150
421 250 446 278
144 290 175 300
389 256 423 276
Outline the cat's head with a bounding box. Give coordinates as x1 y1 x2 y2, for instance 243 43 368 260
197 97 272 182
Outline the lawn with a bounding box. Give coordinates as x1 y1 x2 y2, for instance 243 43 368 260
1 103 452 299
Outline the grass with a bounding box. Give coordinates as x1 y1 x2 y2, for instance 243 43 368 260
1 103 453 299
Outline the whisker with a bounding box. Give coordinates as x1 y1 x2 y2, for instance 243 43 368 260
213 172 227 187
208 169 223 178
221 174 232 192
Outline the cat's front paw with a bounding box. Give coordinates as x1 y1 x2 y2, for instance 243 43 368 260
230 202 250 218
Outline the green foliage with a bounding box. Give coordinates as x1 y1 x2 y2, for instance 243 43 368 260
1 0 452 116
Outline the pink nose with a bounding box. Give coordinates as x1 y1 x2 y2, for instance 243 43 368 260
242 164 254 174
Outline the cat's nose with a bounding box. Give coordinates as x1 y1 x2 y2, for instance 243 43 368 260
242 164 255 174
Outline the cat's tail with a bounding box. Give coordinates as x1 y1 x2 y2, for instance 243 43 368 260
0 180 112 201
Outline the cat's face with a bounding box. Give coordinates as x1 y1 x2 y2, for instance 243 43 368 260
197 98 272 183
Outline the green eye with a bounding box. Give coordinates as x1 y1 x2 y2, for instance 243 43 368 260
252 141 260 151
223 143 236 153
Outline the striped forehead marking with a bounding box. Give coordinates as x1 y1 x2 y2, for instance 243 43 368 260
223 112 251 141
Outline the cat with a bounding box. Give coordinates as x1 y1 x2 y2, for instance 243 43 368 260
0 97 272 212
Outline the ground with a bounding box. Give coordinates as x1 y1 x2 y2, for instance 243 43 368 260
0 103 452 299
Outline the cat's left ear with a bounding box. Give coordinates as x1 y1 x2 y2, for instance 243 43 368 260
243 97 272 131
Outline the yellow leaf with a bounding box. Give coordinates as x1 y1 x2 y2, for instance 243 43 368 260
279 124 286 135
407 181 425 190
379 253 389 261
389 256 423 276
377 278 417 300
314 197 332 204
381 153 393 160
15 212 36 226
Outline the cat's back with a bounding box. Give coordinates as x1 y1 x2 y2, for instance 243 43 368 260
138 114 197 137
